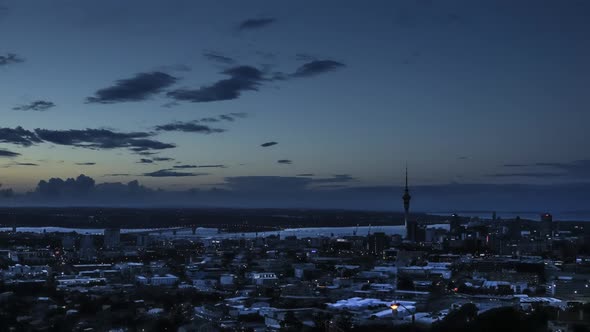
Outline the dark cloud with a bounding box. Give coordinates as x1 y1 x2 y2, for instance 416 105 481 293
199 117 219 123
0 149 21 158
219 112 247 121
155 64 191 73
135 151 158 156
224 176 309 193
292 60 346 78
223 66 264 80
86 71 178 103
153 157 174 162
138 159 154 164
14 162 39 166
3 126 174 156
154 121 225 134
0 127 43 146
34 128 175 152
142 169 208 177
497 160 590 178
168 59 345 104
203 51 235 64
222 174 354 195
170 164 225 169
312 174 356 183
37 174 96 197
488 172 565 178
201 113 247 123
173 165 197 169
261 141 278 147
29 175 155 203
12 100 55 112
75 162 96 166
238 18 276 30
0 53 23 66
277 159 292 165
167 65 263 103
2 174 590 212
297 173 314 177
538 160 590 177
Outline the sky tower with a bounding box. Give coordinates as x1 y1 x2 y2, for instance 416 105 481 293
403 166 413 240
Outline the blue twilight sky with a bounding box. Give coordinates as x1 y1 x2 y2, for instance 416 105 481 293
0 0 589 210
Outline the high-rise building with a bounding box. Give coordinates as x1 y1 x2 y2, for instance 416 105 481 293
104 228 121 249
508 216 522 240
367 232 388 255
136 234 151 247
540 213 553 238
62 234 76 250
79 234 96 260
450 213 462 235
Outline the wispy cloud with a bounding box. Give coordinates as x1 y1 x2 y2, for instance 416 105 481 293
0 149 21 157
292 60 346 78
203 51 235 64
312 174 356 184
238 18 276 31
488 172 565 178
495 160 590 178
13 100 55 112
154 121 225 134
167 65 263 103
143 169 208 177
173 165 197 169
0 127 43 146
35 128 176 152
14 162 39 166
0 53 23 66
153 157 174 162
86 71 178 103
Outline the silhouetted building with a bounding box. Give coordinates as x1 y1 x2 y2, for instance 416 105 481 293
62 234 76 250
104 228 121 249
508 216 522 240
368 232 388 255
136 234 151 247
79 234 96 260
415 224 426 242
540 213 553 238
450 213 462 236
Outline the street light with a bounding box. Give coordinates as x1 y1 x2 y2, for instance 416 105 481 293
391 302 415 325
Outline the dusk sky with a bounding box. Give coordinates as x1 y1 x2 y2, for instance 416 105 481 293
1 1 589 211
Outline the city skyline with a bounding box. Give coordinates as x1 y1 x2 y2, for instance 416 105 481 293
1 0 589 210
